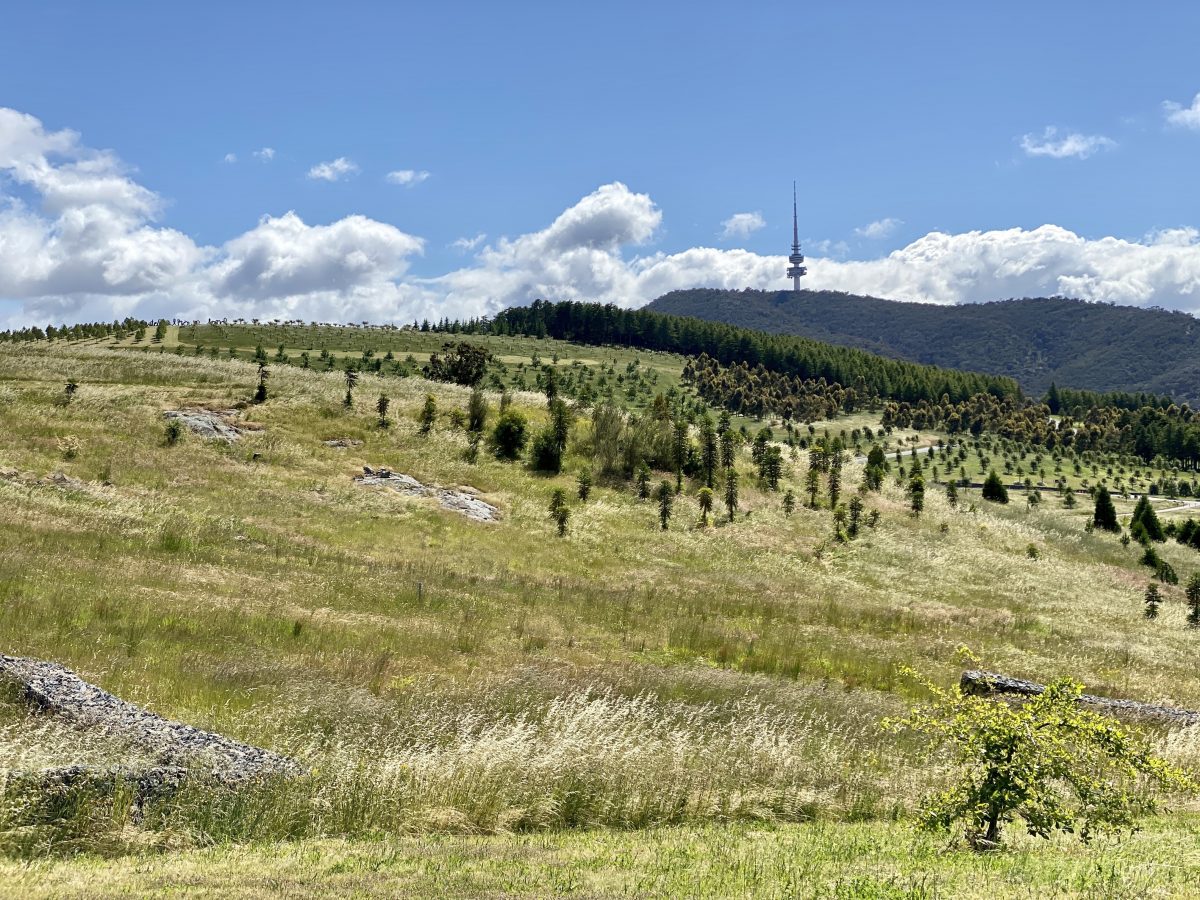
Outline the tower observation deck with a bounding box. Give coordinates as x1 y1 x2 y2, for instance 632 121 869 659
786 182 807 291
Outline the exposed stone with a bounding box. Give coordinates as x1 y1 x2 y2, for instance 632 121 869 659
961 669 1200 726
356 466 499 522
0 655 304 785
163 409 243 442
322 438 364 449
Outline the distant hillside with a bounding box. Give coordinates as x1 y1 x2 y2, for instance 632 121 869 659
645 289 1200 403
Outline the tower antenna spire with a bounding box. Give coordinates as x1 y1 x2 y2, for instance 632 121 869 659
787 181 807 291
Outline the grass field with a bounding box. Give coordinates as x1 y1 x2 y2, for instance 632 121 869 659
4 336 1200 893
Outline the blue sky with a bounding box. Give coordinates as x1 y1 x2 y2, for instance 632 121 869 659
2 1 1199 326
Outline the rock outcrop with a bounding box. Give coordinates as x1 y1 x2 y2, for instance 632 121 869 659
355 466 500 522
163 409 243 442
961 669 1200 726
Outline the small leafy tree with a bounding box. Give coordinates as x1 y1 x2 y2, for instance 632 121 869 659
1144 583 1162 619
577 468 592 502
1093 485 1120 533
655 480 673 531
467 388 489 435
782 489 796 518
164 418 184 446
981 470 1008 504
419 394 437 435
884 668 1193 849
376 394 391 429
697 486 714 526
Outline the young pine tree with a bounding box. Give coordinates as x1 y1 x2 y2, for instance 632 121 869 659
655 480 673 531
908 472 925 516
1186 572 1200 628
343 367 359 408
636 462 651 500
1093 485 1120 533
577 468 592 502
982 470 1009 504
782 489 796 518
1144 583 1162 620
253 362 269 404
549 488 570 537
945 480 959 509
697 486 714 526
724 468 739 523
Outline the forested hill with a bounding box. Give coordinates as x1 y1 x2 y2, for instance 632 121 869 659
645 289 1200 403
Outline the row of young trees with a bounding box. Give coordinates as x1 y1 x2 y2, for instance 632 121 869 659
0 318 149 343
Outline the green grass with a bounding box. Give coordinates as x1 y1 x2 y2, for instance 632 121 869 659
9 818 1200 898
4 337 1200 888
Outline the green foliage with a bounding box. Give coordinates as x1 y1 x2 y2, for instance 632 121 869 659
945 481 958 508
376 394 391 429
697 487 713 525
163 419 184 446
981 471 1008 504
577 468 592 502
548 488 570 537
635 463 651 500
490 409 529 460
467 388 489 435
655 480 673 530
885 669 1194 849
1092 485 1120 533
782 489 795 518
908 472 925 516
423 341 493 387
724 469 738 523
343 367 359 408
1130 495 1165 544
253 362 269 404
1186 572 1200 627
418 395 437 435
530 428 563 473
1144 583 1162 619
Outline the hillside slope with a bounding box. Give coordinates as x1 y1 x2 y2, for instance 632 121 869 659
646 289 1200 402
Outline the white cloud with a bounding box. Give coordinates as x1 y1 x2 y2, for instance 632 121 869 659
1164 93 1200 130
854 217 902 239
223 152 237 164
253 147 276 161
306 157 358 181
1019 127 1116 159
451 233 486 252
720 211 765 240
386 169 430 187
3 107 1200 331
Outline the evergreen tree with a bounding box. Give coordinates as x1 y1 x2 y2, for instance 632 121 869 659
848 494 864 536
1186 572 1200 628
805 467 821 508
577 468 592 502
697 486 714 526
908 472 925 516
700 415 718 488
724 468 739 522
1130 495 1165 543
636 462 651 500
1093 485 1120 533
376 394 391 429
467 388 489 435
343 367 359 408
1144 583 1162 619
549 488 570 537
253 362 269 404
946 480 959 508
782 489 796 518
491 409 528 460
419 394 437 435
656 480 673 530
982 470 1009 504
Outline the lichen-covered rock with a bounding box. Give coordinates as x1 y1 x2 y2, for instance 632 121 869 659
0 655 303 784
355 466 499 522
961 669 1200 726
163 409 243 442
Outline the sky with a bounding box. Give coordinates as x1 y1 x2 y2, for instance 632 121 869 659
2 1 1200 328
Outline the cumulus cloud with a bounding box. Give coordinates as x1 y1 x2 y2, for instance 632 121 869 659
3 106 1200 330
306 157 358 181
386 169 430 186
253 147 276 161
223 152 237 164
1164 93 1200 130
854 218 902 239
1020 127 1116 159
720 211 765 240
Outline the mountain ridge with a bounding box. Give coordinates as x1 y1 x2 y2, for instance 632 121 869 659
645 289 1200 403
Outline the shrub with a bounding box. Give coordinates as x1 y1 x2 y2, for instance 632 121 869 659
419 395 437 435
577 468 592 502
491 409 529 460
164 419 184 446
530 427 563 473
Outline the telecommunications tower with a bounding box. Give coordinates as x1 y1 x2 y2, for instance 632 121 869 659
786 182 807 291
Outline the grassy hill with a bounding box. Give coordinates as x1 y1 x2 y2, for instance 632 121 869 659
646 289 1200 403
4 330 1200 895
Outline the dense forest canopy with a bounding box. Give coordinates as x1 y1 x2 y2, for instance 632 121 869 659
645 288 1200 404
486 300 1021 405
